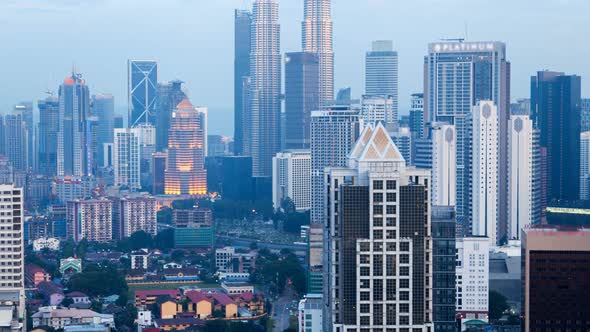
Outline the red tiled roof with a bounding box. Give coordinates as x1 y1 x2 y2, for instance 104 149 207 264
230 291 253 302
211 293 235 306
185 291 210 304
135 290 180 301
65 291 88 298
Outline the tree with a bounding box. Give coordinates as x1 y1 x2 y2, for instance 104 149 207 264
172 198 196 210
114 304 137 332
67 268 128 297
62 239 75 258
129 231 154 250
249 242 258 250
60 297 73 307
75 239 89 259
489 290 509 320
157 206 173 224
154 229 174 250
171 250 185 263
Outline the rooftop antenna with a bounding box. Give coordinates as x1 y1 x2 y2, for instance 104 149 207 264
45 89 54 97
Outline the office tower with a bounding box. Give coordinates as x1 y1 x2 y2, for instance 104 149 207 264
272 150 311 211
302 0 333 105
531 71 581 202
391 127 411 163
365 40 398 104
412 137 432 170
581 132 590 200
165 99 207 195
360 95 397 131
409 93 424 138
326 123 432 331
522 226 590 331
221 156 253 201
246 0 281 177
14 102 34 171
285 52 320 150
469 101 499 244
66 198 113 242
52 176 97 203
91 94 115 167
298 294 323 332
581 98 590 132
208 135 226 157
511 98 530 116
114 195 157 239
0 115 4 156
425 41 510 241
431 123 456 206
128 60 158 126
4 111 28 171
508 115 540 239
455 237 489 328
234 9 252 155
196 107 208 157
58 73 92 177
431 206 456 331
0 157 15 185
151 152 167 195
37 97 59 176
113 115 124 129
0 185 25 330
155 80 186 151
113 128 141 190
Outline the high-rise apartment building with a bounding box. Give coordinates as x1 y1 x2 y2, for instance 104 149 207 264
531 71 581 202
58 73 92 177
425 41 510 240
272 150 311 211
67 198 113 243
409 93 425 138
285 52 319 150
508 115 540 239
113 128 141 190
38 97 59 176
326 123 432 331
234 9 252 155
165 99 206 195
0 185 25 330
430 123 456 207
14 102 34 171
522 226 590 331
4 111 28 171
581 98 590 133
128 60 158 126
114 195 157 239
365 41 398 115
580 132 590 200
431 206 456 331
247 0 281 177
302 0 333 105
360 95 397 131
91 94 115 167
469 101 499 244
155 80 187 152
455 237 489 329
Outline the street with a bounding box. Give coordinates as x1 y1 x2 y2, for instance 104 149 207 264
272 286 298 332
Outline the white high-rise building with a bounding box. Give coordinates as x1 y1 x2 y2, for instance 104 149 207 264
360 95 397 131
456 237 489 329
272 150 311 211
302 0 333 105
326 123 432 331
298 294 323 332
431 123 456 206
117 195 157 238
508 115 538 239
470 101 499 245
114 128 141 190
580 132 590 200
365 41 398 114
67 199 113 243
0 185 25 331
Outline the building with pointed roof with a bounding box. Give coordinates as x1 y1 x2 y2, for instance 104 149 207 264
325 122 433 331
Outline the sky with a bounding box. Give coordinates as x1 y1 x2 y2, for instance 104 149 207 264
1 0 588 136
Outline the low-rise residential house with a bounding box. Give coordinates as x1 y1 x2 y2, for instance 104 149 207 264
229 292 265 315
134 290 180 306
31 306 114 330
37 281 64 306
185 291 212 319
25 264 51 287
65 292 91 304
221 281 254 294
211 293 238 318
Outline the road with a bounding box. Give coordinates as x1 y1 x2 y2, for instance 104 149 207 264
272 287 298 332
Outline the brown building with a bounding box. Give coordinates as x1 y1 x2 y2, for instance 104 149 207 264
522 226 590 331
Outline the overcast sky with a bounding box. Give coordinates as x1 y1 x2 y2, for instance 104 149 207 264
1 0 588 135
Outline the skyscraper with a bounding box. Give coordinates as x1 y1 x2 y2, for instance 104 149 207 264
38 97 59 176
234 9 252 156
91 94 115 167
285 52 319 150
365 41 398 110
0 185 25 330
531 71 581 202
67 198 113 243
431 123 456 207
409 93 425 138
508 115 540 239
425 41 510 239
431 206 456 331
165 99 207 195
360 95 397 131
455 237 489 328
326 123 432 331
155 80 187 152
302 0 333 105
580 132 590 200
14 102 34 171
272 150 311 211
113 128 141 190
4 111 28 171
58 72 92 177
581 98 590 132
469 101 499 244
128 60 158 126
247 0 281 177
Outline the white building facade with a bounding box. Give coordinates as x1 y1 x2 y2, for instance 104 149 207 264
431 123 456 206
456 237 489 328
298 294 323 332
114 128 141 190
360 95 397 131
272 150 311 211
580 132 590 200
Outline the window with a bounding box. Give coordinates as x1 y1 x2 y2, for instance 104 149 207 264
399 303 409 313
386 217 396 226
360 292 370 301
360 242 370 252
373 217 383 227
360 279 370 289
373 180 383 190
399 291 409 301
360 316 370 326
400 242 410 252
373 230 383 240
386 230 396 239
386 180 396 190
373 192 383 202
400 254 409 264
361 267 370 276
373 205 383 215
399 279 410 288
373 279 383 300
386 192 396 202
360 255 370 264
399 316 410 325
360 303 370 313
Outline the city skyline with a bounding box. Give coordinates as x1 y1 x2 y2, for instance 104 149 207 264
2 0 589 136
